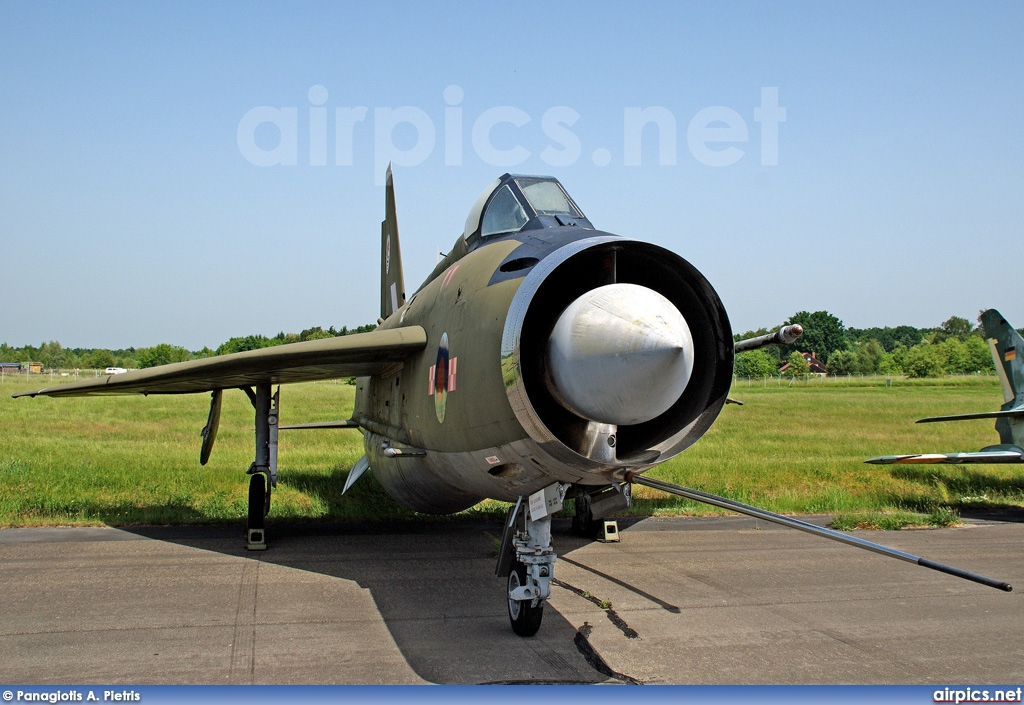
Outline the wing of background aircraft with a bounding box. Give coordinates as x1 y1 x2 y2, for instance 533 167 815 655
866 449 1024 464
866 308 1024 465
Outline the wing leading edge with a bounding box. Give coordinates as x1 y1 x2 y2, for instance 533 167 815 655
917 408 1024 423
14 326 427 398
866 448 1024 465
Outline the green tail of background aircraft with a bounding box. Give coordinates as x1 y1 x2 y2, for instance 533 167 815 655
868 309 1024 465
17 169 1011 636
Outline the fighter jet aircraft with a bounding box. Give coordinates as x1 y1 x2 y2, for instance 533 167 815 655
17 170 1011 636
867 309 1024 465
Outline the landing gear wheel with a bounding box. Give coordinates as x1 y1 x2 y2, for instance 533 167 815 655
572 496 600 538
507 560 543 637
247 473 266 532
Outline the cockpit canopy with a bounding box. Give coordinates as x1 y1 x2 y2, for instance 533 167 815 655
462 174 592 246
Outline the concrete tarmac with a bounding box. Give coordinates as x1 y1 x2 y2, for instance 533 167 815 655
1 516 1021 685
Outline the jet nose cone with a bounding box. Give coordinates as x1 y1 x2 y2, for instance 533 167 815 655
546 283 694 425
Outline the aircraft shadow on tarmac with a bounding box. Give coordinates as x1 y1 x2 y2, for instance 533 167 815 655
111 461 1024 683
887 466 1024 523
122 517 655 685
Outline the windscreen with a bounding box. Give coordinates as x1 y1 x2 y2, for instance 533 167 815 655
515 178 583 218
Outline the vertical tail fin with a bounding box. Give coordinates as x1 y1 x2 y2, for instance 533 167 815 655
981 309 1024 405
380 164 406 320
981 309 1024 449
865 309 1024 462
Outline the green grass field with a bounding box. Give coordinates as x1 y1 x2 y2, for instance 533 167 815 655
1 374 1021 528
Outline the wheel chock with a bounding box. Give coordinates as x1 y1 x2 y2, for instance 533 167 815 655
600 520 620 542
246 528 267 551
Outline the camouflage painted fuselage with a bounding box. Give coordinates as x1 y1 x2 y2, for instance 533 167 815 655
355 222 732 514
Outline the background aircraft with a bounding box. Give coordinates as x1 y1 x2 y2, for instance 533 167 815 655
868 309 1024 465
17 170 1011 636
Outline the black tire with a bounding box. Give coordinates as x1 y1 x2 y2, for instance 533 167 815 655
572 496 600 538
507 561 543 637
247 473 266 531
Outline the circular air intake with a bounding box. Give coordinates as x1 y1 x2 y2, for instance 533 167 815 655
502 234 732 468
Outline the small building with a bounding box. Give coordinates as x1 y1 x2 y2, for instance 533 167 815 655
0 361 41 375
779 351 828 375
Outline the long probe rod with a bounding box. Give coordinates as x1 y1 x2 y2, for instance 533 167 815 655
627 473 1012 592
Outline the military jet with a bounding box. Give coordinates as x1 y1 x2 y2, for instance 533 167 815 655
868 309 1024 465
17 169 1011 636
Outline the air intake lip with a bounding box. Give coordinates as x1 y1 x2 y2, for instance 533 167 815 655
501 234 733 470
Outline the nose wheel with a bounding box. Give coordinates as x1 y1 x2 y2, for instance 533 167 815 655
498 486 565 636
507 560 544 636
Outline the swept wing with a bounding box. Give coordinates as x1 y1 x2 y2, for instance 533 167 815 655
866 449 1024 465
917 408 1024 423
14 326 427 398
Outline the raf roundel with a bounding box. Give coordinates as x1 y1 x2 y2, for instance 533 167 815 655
428 332 457 423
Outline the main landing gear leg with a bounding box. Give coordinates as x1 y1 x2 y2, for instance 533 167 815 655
242 383 278 551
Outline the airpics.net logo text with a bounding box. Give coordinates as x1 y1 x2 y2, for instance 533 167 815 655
236 85 786 184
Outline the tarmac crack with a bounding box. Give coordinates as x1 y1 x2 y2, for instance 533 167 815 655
228 558 260 684
572 623 643 685
814 627 884 657
559 556 681 613
553 579 639 639
0 618 360 637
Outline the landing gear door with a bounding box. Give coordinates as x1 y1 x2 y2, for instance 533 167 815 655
495 497 522 578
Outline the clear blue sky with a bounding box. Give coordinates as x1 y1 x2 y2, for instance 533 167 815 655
2 1 1022 349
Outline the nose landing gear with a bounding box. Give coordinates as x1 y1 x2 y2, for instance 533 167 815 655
497 484 566 636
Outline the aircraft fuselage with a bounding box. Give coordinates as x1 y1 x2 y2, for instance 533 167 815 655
356 218 733 513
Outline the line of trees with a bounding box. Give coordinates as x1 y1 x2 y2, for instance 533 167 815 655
0 324 377 372
4 312 1016 380
734 311 1012 379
